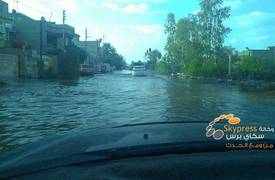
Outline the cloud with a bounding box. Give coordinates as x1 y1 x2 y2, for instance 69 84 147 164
122 3 148 13
143 0 168 3
224 0 243 10
102 2 120 11
227 11 275 48
100 0 167 14
101 2 149 14
126 24 163 34
83 0 98 7
54 0 79 13
113 23 165 53
104 0 167 3
231 11 275 28
229 38 237 45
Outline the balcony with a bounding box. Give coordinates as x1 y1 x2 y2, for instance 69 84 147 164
46 23 75 38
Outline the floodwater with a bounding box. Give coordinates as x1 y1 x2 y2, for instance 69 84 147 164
0 70 275 153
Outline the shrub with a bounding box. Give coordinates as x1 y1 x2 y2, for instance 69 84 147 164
155 61 169 74
185 63 200 76
58 50 80 80
236 56 275 81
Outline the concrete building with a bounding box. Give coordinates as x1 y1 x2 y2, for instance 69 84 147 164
0 0 13 48
12 10 75 57
75 41 101 57
74 37 102 71
248 46 275 61
10 10 76 76
74 39 113 73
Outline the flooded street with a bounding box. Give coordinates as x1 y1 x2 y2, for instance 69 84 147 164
1 71 275 153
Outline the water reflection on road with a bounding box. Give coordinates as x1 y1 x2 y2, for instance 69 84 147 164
0 70 275 153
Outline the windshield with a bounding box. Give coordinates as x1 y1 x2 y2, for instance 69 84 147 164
0 0 275 165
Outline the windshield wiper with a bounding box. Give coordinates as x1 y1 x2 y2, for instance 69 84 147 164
114 120 213 128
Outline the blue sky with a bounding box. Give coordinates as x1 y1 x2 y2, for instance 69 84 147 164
3 0 275 63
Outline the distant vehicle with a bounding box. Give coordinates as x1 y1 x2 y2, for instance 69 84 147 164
132 65 146 76
80 64 94 76
96 63 112 74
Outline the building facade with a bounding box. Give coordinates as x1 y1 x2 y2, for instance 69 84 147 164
74 39 102 70
12 10 75 57
0 0 12 48
249 46 275 61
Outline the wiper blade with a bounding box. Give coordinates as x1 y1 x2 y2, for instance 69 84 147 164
114 120 212 128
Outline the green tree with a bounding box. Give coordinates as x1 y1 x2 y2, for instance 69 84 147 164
175 16 203 73
198 0 231 61
58 44 87 79
164 13 178 71
145 48 162 70
163 0 231 77
101 43 126 70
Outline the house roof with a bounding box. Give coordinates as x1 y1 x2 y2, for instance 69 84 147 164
0 0 8 6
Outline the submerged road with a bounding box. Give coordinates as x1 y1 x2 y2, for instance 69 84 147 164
1 70 275 153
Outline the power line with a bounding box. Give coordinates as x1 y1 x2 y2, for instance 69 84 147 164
37 0 58 13
41 0 80 24
36 0 60 22
17 0 49 16
16 0 19 11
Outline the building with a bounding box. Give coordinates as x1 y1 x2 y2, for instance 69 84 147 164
74 37 102 71
12 10 75 57
10 10 76 75
0 0 13 48
248 46 275 61
74 39 101 59
0 1 38 80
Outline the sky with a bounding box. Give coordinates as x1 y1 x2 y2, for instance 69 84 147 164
3 0 275 63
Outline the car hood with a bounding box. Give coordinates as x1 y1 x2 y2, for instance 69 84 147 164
0 122 210 168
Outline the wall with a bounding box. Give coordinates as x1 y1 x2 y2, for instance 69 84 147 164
269 47 275 61
250 47 275 61
13 12 42 52
19 55 38 78
0 0 8 18
0 1 9 48
0 18 5 47
0 53 19 82
0 48 38 79
250 50 273 60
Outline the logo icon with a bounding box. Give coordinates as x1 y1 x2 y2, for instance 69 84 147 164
206 114 241 140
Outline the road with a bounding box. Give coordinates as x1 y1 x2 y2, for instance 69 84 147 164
1 70 275 153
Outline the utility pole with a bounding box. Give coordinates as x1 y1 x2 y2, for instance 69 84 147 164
49 12 53 22
102 35 105 44
40 19 43 62
228 54 232 79
228 47 235 81
85 27 88 52
63 10 66 24
16 0 19 11
85 27 88 65
62 10 66 51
